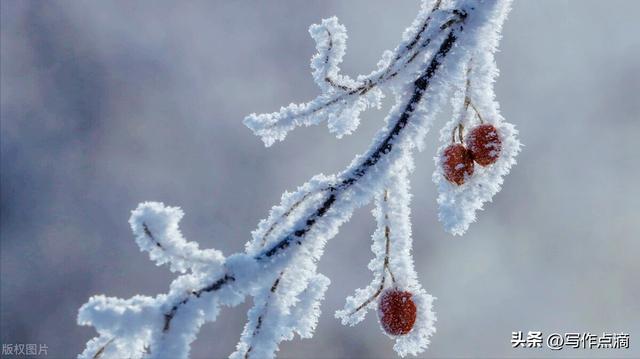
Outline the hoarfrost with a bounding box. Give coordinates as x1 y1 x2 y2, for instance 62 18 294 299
78 1 517 358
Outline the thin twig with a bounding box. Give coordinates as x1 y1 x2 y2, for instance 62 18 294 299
244 271 284 359
323 29 356 92
348 189 397 316
468 100 484 123
461 60 485 124
261 4 463 129
261 189 324 246
160 17 463 339
142 222 212 267
92 338 115 359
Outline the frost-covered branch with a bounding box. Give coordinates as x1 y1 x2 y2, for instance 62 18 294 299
243 0 453 144
78 1 519 358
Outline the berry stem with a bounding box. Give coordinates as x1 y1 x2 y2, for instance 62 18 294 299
383 190 397 285
348 189 397 316
462 60 485 124
467 100 485 124
451 123 464 144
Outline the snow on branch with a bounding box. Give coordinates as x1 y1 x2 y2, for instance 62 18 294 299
130 202 226 274
336 158 436 356
78 1 519 358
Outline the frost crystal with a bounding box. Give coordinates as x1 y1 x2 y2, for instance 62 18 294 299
78 1 518 358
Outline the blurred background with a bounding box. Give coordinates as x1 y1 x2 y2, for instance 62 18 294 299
1 1 639 358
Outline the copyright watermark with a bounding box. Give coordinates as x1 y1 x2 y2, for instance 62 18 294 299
511 331 629 350
1 343 48 356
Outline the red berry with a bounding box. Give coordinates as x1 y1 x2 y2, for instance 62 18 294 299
442 143 474 185
465 124 502 166
378 289 417 336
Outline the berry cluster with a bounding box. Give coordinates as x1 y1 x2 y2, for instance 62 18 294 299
443 122 502 186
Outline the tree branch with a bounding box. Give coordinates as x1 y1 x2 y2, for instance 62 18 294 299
78 1 520 357
161 19 462 336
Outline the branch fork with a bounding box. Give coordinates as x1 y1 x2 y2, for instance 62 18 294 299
78 1 519 358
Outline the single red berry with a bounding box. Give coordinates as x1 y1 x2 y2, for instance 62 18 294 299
442 143 474 185
378 289 417 336
465 124 502 166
